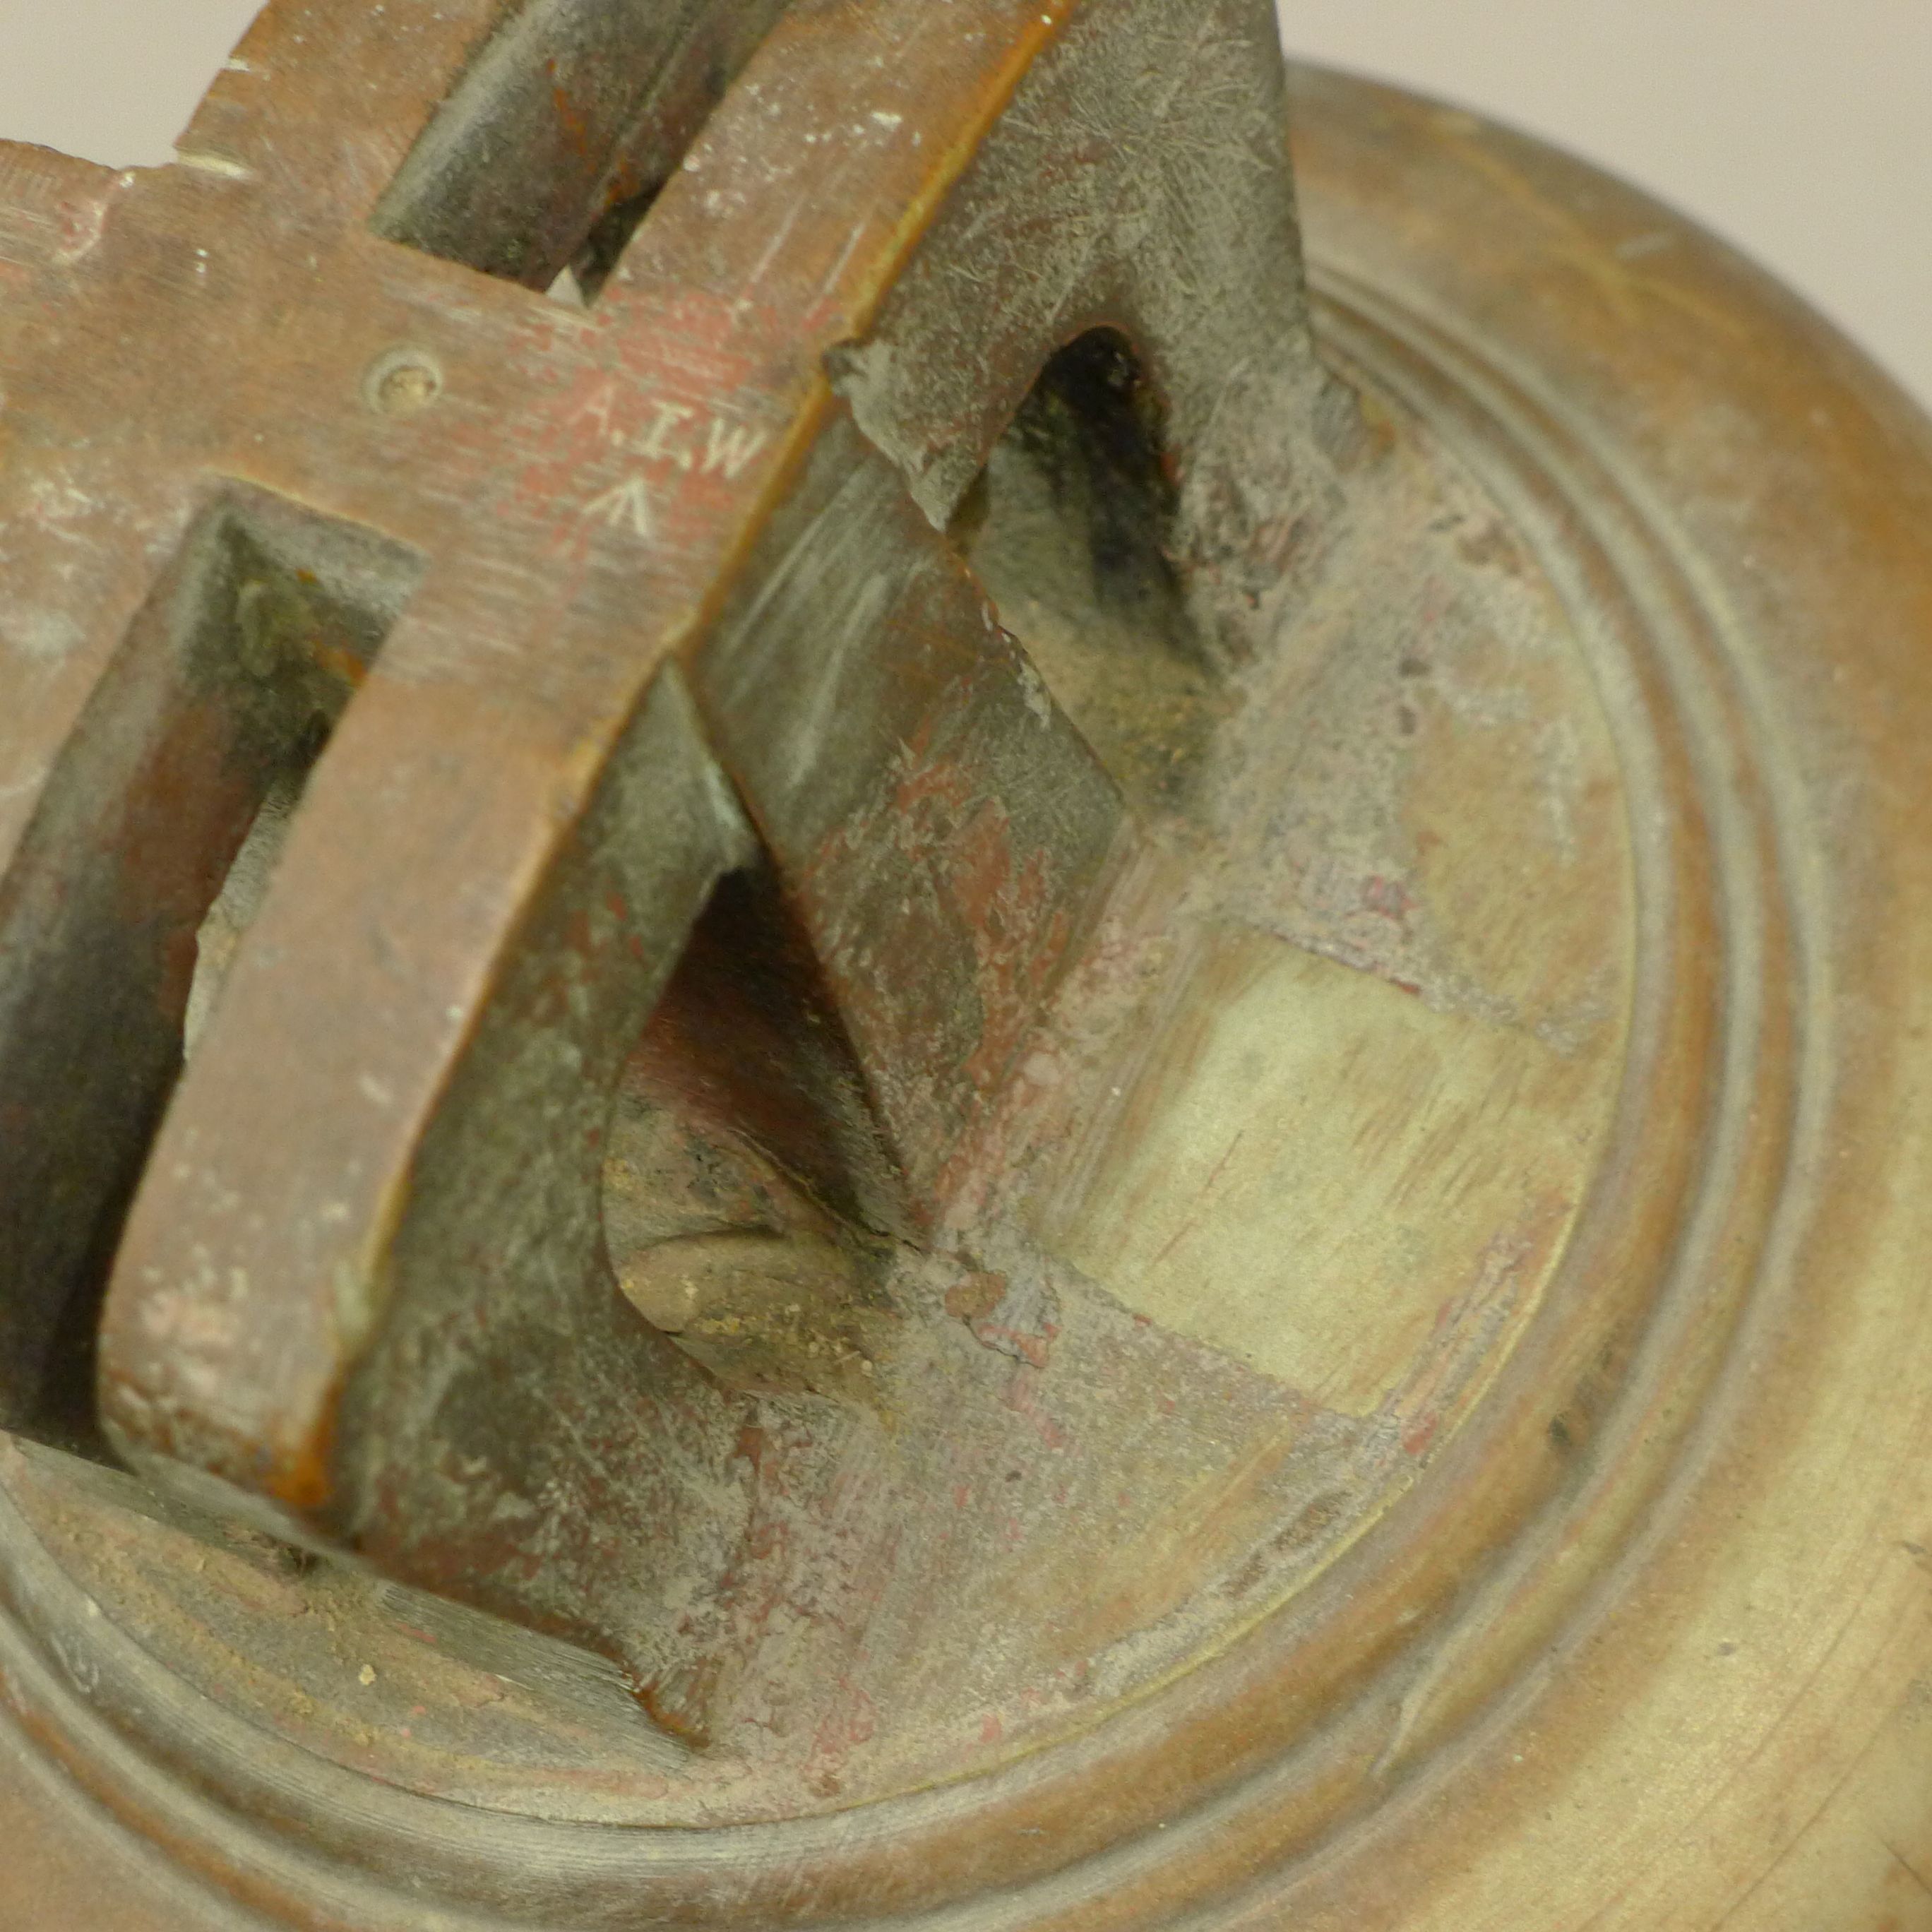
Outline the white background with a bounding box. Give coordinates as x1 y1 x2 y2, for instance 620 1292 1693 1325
0 0 1928 409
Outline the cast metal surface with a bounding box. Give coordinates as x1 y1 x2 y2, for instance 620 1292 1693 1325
1 4 1931 1928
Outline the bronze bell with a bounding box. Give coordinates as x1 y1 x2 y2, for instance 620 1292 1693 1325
1 4 1928 1927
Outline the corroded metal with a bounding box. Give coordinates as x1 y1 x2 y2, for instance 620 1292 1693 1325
1 5 1931 1928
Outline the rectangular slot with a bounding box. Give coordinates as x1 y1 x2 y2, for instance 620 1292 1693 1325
0 489 421 1457
369 0 791 304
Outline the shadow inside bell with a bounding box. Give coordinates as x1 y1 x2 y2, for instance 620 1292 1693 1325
949 327 1231 816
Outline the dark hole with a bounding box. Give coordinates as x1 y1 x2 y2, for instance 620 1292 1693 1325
600 861 907 1400
948 328 1224 813
566 183 660 304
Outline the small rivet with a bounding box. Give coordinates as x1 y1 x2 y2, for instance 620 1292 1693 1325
364 347 442 418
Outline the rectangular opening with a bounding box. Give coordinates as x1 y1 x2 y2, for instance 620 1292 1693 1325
369 0 791 305
0 489 422 1457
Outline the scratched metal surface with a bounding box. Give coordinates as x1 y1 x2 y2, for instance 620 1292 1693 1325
0 6 1929 1928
